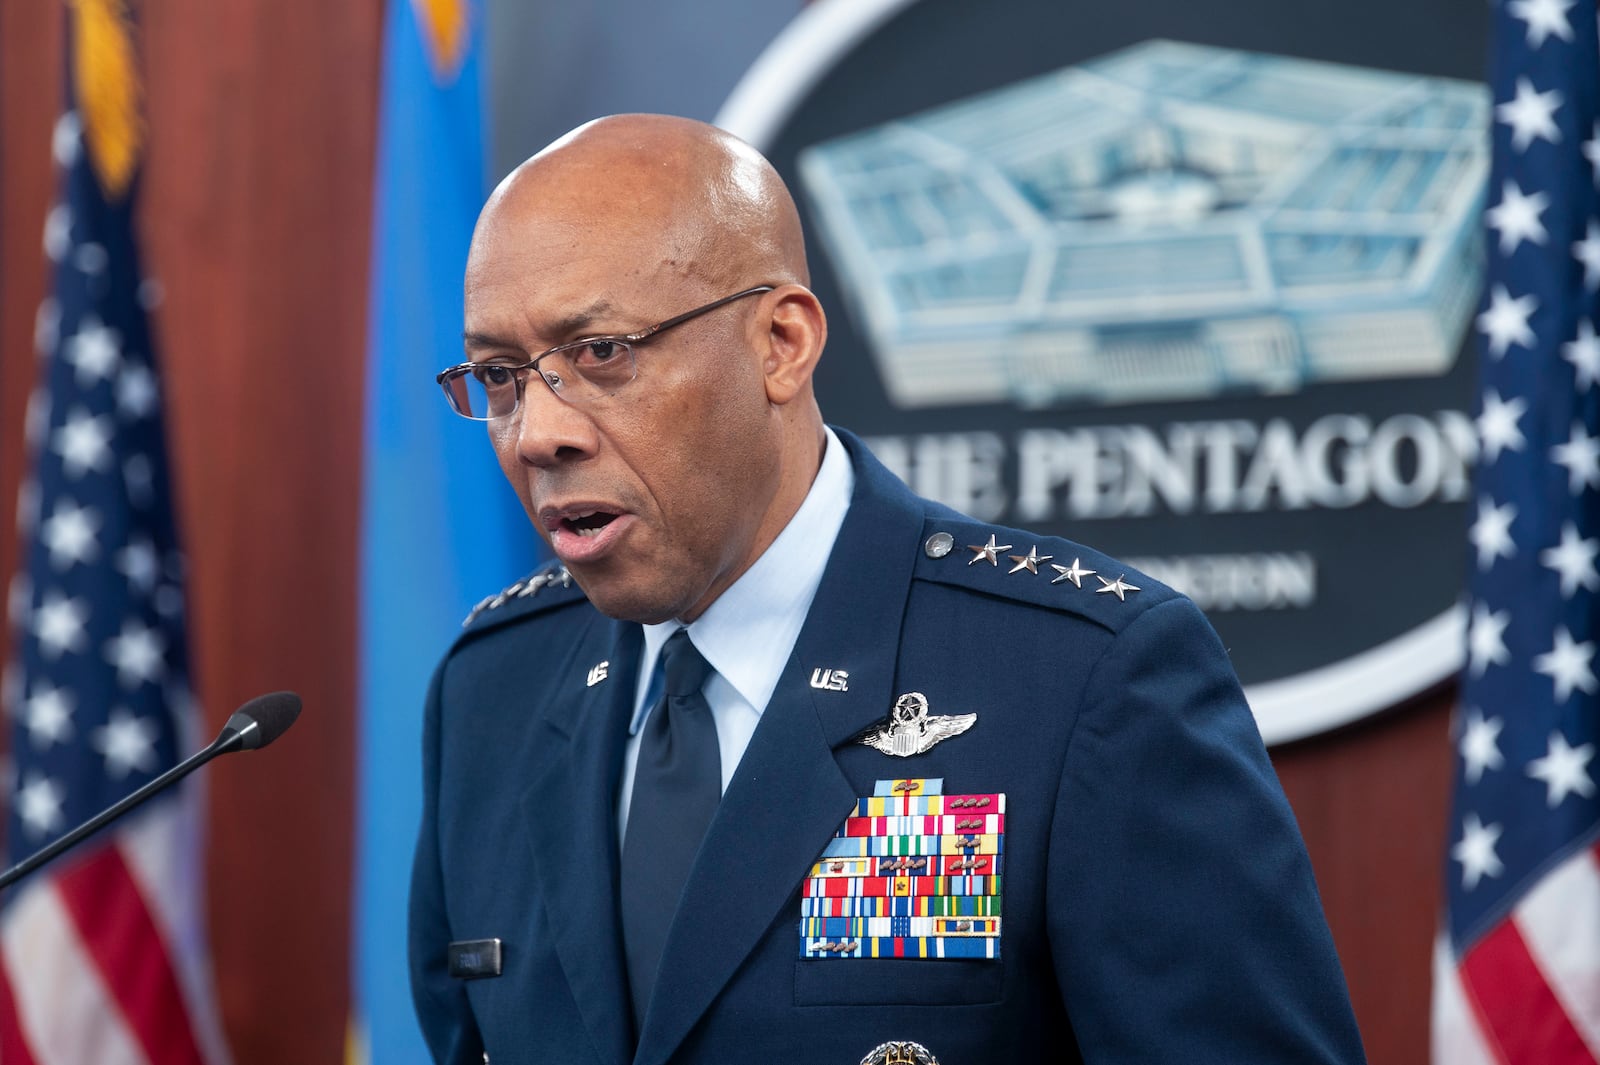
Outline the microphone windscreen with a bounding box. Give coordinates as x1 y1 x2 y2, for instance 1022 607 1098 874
225 691 302 751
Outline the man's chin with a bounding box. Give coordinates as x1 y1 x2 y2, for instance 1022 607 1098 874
566 568 684 626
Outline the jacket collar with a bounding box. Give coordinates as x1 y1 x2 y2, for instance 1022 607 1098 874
522 616 641 1065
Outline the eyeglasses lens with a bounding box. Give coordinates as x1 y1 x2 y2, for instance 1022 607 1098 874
448 340 639 421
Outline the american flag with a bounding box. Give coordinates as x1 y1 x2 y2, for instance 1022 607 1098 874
0 6 229 1063
1431 1 1600 1062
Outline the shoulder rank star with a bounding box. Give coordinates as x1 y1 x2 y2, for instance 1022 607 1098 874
1095 574 1139 601
857 692 976 758
462 566 573 627
966 534 1010 566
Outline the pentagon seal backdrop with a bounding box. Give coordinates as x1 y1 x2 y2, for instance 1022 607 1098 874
721 0 1488 742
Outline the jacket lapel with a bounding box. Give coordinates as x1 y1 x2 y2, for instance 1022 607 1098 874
523 616 640 1065
635 439 926 1065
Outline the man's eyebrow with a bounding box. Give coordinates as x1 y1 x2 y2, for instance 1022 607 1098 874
546 299 622 338
462 330 516 352
461 300 624 354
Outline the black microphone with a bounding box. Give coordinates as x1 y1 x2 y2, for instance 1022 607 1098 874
0 691 302 892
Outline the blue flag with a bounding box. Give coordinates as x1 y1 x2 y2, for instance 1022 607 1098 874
353 2 534 1061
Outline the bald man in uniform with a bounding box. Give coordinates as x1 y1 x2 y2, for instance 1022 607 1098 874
409 115 1367 1065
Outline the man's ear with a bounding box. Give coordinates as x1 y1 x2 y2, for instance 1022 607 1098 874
760 286 827 406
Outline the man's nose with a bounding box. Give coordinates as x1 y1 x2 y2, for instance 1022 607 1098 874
511 375 600 468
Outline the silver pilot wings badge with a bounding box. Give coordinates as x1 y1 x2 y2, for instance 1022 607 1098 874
856 692 976 757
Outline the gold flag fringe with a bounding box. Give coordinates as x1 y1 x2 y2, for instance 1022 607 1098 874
412 0 470 83
69 0 145 201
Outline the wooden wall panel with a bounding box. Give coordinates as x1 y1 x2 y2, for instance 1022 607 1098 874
138 1 383 1061
0 0 60 587
1 4 1459 1064
1275 687 1457 1064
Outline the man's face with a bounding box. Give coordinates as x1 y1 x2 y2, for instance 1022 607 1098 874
462 203 785 624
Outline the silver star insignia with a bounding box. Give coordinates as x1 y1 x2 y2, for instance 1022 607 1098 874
1095 574 1139 601
462 566 575 626
966 534 1011 566
857 692 977 758
1050 558 1095 587
1007 545 1052 574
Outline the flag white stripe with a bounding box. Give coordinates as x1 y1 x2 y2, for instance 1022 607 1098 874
121 805 233 1065
1513 846 1600 1060
1432 931 1501 1065
1 880 150 1065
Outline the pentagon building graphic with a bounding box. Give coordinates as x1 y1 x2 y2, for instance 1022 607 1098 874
798 41 1489 409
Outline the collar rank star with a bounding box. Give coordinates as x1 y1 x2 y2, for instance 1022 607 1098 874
857 692 976 757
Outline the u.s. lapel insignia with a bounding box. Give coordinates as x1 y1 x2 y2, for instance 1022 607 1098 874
861 1041 940 1064
857 692 976 757
810 667 849 692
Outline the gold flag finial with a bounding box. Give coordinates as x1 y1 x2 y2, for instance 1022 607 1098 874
68 0 144 200
412 0 470 83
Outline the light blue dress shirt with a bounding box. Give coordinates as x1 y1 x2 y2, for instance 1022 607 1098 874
616 427 854 842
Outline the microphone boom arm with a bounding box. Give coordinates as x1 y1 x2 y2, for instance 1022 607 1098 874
0 733 234 892
0 690 300 893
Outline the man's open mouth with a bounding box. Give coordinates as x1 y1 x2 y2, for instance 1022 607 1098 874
562 511 619 537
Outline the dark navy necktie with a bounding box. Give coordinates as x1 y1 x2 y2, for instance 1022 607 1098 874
620 629 721 1032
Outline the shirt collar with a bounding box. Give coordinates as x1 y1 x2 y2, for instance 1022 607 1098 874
630 426 854 733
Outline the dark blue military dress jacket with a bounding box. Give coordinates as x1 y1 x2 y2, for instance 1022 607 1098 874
409 430 1366 1065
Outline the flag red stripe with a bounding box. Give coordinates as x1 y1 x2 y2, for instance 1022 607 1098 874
55 845 207 1065
0 947 41 1065
1462 918 1594 1065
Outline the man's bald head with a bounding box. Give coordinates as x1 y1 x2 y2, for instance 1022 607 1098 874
459 114 831 624
474 114 809 293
